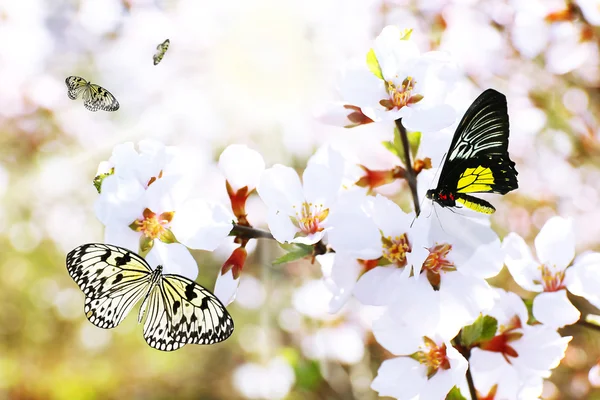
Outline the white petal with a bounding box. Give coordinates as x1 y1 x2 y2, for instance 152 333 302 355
104 224 140 253
266 209 298 244
372 311 424 355
438 273 496 339
511 325 571 375
370 194 413 237
534 216 575 270
401 104 456 133
214 269 240 306
146 242 198 280
257 165 304 215
566 252 600 309
532 290 580 328
327 193 382 259
145 175 187 213
338 63 387 112
354 267 406 306
302 163 340 207
502 232 542 292
317 254 361 313
371 357 425 400
170 199 233 251
94 176 145 226
218 144 265 191
420 345 467 400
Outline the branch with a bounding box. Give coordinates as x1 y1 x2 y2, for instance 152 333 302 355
452 339 478 400
229 224 274 240
577 319 600 333
465 365 477 400
394 118 421 216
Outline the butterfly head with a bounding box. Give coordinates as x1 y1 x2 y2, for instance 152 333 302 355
426 189 456 207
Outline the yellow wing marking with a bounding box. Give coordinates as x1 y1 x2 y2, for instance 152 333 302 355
456 166 495 193
455 197 495 214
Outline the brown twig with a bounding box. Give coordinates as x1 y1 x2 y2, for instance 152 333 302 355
395 118 421 216
229 224 274 240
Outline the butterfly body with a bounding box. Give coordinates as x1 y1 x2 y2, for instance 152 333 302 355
153 39 170 65
426 89 518 214
65 76 120 112
67 243 234 351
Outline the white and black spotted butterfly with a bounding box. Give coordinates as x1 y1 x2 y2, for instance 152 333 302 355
153 39 170 65
66 243 234 351
65 76 120 112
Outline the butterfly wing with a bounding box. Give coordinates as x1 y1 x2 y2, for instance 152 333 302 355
158 275 234 346
84 83 120 112
434 88 517 196
65 76 89 100
66 243 153 329
142 284 186 351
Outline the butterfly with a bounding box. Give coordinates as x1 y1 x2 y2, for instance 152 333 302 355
425 89 518 214
65 76 120 112
66 243 234 351
153 39 170 65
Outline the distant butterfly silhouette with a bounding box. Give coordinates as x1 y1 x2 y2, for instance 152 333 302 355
153 39 170 65
65 76 120 112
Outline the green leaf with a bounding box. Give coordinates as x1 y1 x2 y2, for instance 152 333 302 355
92 168 114 194
460 315 498 347
366 48 384 80
445 386 467 400
273 243 313 265
408 131 421 159
382 140 400 159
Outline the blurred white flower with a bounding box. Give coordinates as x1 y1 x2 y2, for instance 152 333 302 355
257 149 344 245
219 144 266 192
232 357 295 400
371 333 467 400
503 216 586 328
589 362 600 387
331 25 457 132
302 324 365 364
470 290 571 398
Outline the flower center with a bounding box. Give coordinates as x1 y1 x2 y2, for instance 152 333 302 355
380 76 423 110
540 264 566 292
381 233 411 267
415 337 450 378
130 208 174 240
292 202 329 236
423 243 455 274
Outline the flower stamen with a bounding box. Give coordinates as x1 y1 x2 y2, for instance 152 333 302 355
130 208 174 240
414 337 451 378
540 264 566 292
381 233 411 267
292 202 329 236
380 76 423 110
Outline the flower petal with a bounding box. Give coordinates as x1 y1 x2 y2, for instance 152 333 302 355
257 165 304 216
534 216 575 270
214 269 240 306
566 251 600 309
354 267 406 306
502 232 542 292
219 144 265 191
532 290 580 328
170 199 234 251
146 241 198 280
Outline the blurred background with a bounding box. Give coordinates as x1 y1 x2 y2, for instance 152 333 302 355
2 0 600 398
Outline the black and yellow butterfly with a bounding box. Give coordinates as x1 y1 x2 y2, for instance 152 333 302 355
65 76 120 112
425 89 518 214
153 39 170 65
66 243 234 351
